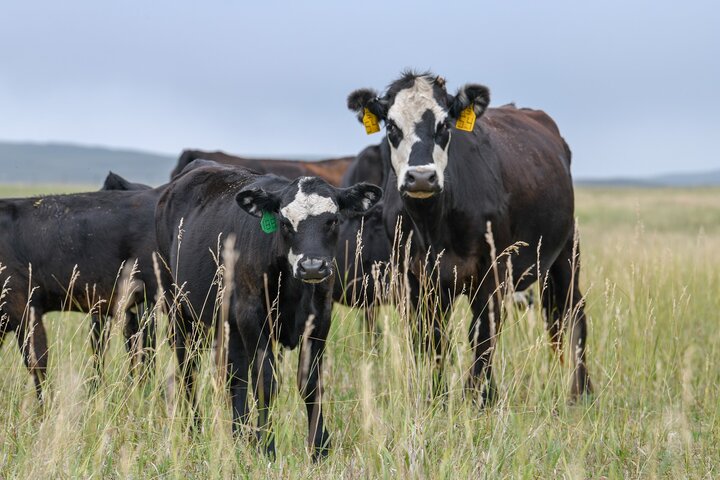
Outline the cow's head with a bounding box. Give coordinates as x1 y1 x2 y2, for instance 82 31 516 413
347 71 490 198
237 177 382 283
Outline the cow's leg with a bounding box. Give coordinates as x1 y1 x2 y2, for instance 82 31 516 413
124 303 156 379
123 307 140 374
547 240 593 399
238 302 277 457
408 272 451 397
297 290 332 460
142 304 157 379
16 305 49 404
89 312 111 386
361 271 379 337
226 319 250 437
174 311 202 431
468 286 502 408
363 301 380 339
541 275 564 362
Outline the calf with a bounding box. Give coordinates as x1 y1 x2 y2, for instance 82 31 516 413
0 186 166 400
155 163 381 458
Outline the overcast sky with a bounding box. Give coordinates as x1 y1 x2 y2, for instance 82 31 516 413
1 1 717 178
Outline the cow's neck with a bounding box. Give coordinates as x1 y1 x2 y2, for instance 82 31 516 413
401 190 450 256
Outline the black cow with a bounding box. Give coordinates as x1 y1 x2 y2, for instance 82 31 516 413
347 71 592 403
0 186 167 401
333 144 391 329
170 149 354 187
98 172 158 375
155 163 381 458
101 171 152 191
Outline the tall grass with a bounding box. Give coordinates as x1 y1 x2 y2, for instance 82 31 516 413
1 186 719 478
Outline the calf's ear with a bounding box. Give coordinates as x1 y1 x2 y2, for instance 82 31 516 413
448 84 490 119
236 188 280 218
338 183 383 216
347 88 388 122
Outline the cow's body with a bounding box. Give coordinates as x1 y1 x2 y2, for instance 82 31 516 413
333 144 391 328
0 187 166 399
155 163 380 458
348 72 592 401
170 149 354 187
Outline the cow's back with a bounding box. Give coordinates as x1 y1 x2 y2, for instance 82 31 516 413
0 189 162 313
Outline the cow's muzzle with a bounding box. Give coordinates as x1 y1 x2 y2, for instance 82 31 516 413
297 257 332 283
402 167 441 198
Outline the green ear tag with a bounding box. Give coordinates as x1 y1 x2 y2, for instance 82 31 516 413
260 211 277 234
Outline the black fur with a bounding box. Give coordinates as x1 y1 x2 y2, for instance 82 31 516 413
236 188 282 217
346 70 592 404
155 163 381 459
101 171 151 191
449 84 491 119
347 88 387 122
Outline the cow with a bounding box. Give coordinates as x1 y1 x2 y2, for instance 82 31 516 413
98 171 159 375
101 171 151 192
0 185 167 401
346 71 592 404
333 144 391 331
170 149 354 187
174 151 392 331
155 163 381 458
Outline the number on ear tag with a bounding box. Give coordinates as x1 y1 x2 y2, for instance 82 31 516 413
455 105 476 132
260 211 277 234
362 108 380 134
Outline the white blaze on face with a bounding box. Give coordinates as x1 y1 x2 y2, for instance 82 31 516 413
280 178 338 231
387 76 450 191
280 177 338 275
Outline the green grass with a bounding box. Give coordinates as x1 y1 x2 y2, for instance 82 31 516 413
0 184 94 198
1 185 719 478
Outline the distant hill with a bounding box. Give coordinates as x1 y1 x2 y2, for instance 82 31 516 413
0 141 176 186
576 169 720 187
1 141 718 188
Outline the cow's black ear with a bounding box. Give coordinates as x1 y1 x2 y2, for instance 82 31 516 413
449 84 490 119
236 188 280 218
337 183 383 216
347 88 388 122
102 171 131 191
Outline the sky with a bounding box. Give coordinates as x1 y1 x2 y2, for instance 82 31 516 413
0 1 718 178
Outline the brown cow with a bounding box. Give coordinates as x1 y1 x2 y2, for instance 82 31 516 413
170 149 354 187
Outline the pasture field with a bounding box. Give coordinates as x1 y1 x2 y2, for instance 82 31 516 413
1 184 719 478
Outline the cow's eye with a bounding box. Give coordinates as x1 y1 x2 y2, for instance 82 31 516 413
326 218 338 228
436 122 448 136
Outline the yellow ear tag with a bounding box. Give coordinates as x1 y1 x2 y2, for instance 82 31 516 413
362 108 380 135
455 105 476 132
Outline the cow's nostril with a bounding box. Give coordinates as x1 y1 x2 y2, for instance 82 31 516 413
428 173 437 184
406 172 417 183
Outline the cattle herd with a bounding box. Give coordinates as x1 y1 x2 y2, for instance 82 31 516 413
0 71 592 459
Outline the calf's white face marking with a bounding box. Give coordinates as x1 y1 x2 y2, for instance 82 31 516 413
287 249 304 277
387 76 450 191
280 178 338 232
279 177 338 276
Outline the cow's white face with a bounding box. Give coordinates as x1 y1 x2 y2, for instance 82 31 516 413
347 72 490 200
386 76 450 197
237 176 383 283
